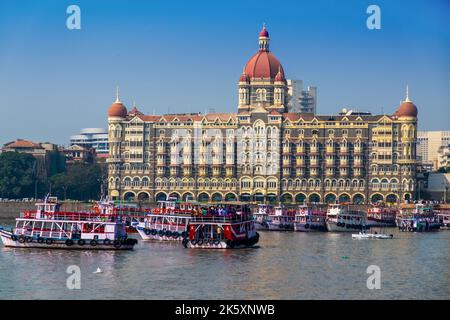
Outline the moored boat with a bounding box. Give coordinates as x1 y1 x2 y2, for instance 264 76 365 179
136 198 197 241
436 204 450 230
266 205 295 231
293 204 327 232
0 197 137 250
437 212 450 230
253 204 272 230
366 203 397 228
182 202 259 249
396 203 440 232
325 204 368 232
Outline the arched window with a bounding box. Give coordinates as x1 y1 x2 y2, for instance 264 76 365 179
256 88 267 101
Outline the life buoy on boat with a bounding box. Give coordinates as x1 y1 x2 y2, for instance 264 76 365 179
11 234 18 241
113 240 122 248
151 229 158 236
304 224 310 229
90 240 98 246
18 235 26 243
65 239 74 246
103 238 111 245
196 239 204 246
45 238 53 245
144 228 151 235
78 239 86 246
37 237 44 243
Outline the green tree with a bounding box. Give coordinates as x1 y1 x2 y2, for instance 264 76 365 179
50 163 104 201
0 152 37 198
47 151 66 176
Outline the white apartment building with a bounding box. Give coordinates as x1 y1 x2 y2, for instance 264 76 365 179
417 131 450 170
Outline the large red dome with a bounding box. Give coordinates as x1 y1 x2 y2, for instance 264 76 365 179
396 101 418 118
244 51 285 80
108 102 127 118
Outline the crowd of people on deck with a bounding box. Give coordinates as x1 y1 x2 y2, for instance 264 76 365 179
191 204 251 218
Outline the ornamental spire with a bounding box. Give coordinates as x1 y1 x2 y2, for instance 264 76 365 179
405 84 411 102
115 86 121 103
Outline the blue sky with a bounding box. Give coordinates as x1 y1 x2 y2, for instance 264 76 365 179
0 0 449 145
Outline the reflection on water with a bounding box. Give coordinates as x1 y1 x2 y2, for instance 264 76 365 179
0 217 449 300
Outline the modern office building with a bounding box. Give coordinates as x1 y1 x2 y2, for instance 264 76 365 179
107 26 418 204
287 80 317 114
70 128 109 154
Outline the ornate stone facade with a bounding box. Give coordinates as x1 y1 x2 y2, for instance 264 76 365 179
107 27 418 204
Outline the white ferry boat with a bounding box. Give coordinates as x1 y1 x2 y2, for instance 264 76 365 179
325 204 368 232
135 198 197 241
266 205 295 231
436 204 450 230
293 204 327 232
253 204 272 230
0 197 137 250
437 212 450 230
396 203 440 232
182 202 259 249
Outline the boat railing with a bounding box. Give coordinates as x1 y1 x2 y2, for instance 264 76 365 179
20 210 125 223
191 213 253 223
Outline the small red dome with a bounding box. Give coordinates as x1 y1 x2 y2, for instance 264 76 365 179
396 101 418 118
275 67 285 82
259 27 269 37
108 102 127 118
239 72 250 82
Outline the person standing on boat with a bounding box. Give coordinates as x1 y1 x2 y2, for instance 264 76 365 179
216 226 222 240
